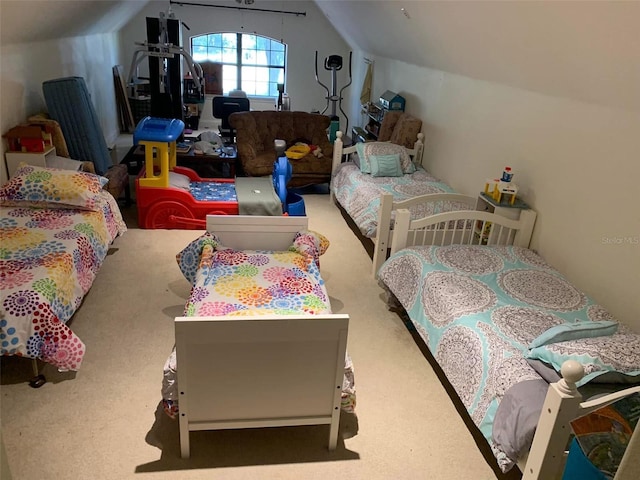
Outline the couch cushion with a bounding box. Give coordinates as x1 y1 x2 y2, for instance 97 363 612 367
377 111 422 149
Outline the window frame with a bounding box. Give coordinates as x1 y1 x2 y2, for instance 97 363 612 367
190 32 287 98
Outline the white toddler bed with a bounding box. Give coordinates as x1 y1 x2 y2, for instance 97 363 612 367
331 131 479 276
380 207 640 479
167 215 353 459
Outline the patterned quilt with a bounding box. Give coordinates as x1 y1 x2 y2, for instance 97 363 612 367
1 191 127 371
378 244 621 472
162 231 356 418
331 162 458 238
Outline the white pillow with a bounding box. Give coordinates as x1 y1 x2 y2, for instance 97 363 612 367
169 172 191 190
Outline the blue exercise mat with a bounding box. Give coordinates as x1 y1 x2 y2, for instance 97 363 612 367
43 76 112 175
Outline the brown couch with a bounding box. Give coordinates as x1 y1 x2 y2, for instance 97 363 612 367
229 111 333 188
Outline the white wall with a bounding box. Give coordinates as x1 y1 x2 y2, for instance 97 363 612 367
118 1 352 128
357 57 640 329
0 32 121 184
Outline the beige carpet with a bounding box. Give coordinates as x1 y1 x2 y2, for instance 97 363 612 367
1 193 513 480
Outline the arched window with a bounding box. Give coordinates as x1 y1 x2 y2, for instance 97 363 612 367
191 32 286 97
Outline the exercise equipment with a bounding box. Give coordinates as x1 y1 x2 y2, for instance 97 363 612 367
127 11 204 121
315 51 352 140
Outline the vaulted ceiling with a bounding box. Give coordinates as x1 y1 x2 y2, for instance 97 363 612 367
0 1 147 45
2 1 638 111
314 0 640 111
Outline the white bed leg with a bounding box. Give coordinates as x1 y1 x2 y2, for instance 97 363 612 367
179 413 190 459
328 417 339 451
329 329 349 450
523 361 584 480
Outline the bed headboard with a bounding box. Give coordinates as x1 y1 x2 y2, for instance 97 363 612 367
390 208 536 255
331 131 425 178
206 215 309 251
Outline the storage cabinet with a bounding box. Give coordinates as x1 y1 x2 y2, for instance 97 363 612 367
5 146 87 178
364 103 384 140
363 90 406 140
5 146 57 177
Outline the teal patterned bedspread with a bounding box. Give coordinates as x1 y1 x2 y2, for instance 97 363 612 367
331 162 457 238
378 244 618 472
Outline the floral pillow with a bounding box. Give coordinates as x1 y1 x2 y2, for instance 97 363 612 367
0 163 108 211
291 230 330 268
356 141 415 175
176 232 222 284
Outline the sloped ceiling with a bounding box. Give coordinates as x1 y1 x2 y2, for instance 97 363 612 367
1 1 638 111
315 0 640 111
0 0 149 45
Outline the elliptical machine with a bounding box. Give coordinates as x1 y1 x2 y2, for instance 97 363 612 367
315 51 352 141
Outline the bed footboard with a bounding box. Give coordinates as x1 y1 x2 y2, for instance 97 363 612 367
175 313 349 459
523 361 640 480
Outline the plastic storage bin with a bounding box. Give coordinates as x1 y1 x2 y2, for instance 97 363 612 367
562 438 608 480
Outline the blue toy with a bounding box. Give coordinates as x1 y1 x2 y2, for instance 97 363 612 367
273 153 305 216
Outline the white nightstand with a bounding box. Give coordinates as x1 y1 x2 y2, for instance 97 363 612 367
5 146 84 178
5 146 57 177
476 192 537 246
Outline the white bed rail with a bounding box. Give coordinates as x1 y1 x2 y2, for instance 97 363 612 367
373 192 478 276
389 208 536 257
523 360 640 480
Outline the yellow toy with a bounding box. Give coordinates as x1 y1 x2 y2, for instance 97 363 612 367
484 178 500 196
484 175 518 205
134 117 185 189
285 143 311 160
493 181 518 205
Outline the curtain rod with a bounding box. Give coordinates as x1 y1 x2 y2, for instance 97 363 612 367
169 1 306 17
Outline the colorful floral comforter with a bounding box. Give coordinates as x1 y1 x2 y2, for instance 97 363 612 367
331 162 459 238
378 244 623 472
0 191 127 371
162 231 356 418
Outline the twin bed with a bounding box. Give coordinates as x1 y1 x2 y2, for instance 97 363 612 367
330 131 479 275
0 163 127 380
376 207 640 478
161 215 355 458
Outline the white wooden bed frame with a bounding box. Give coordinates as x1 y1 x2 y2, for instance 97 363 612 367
390 207 537 256
372 192 479 276
330 130 426 204
389 208 639 479
175 215 349 459
331 131 487 277
523 361 639 480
